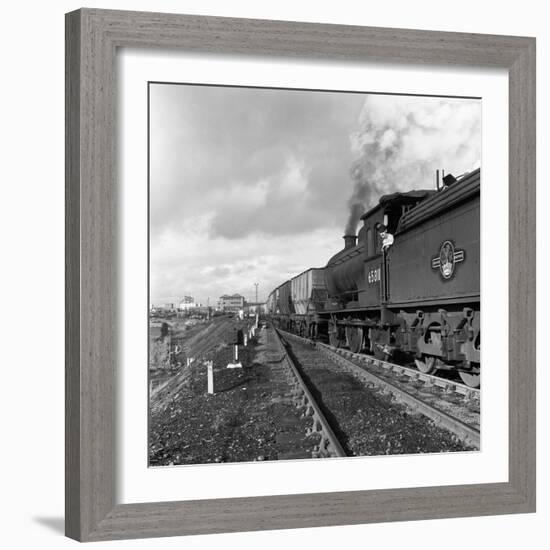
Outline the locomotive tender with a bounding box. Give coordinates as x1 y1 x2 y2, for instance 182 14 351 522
267 168 481 388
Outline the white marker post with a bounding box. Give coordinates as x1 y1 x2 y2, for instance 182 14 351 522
227 344 242 369
244 333 248 346
206 361 214 394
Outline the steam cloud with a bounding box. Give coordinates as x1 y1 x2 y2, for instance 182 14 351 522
345 95 481 235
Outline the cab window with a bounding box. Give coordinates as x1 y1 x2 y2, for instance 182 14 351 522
365 227 372 256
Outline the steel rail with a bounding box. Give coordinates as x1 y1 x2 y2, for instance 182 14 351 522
272 329 347 458
332 346 480 399
280 330 480 399
278 329 480 449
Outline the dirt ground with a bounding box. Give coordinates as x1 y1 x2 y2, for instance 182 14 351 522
149 328 318 466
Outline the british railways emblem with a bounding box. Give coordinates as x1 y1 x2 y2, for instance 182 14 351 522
431 240 464 279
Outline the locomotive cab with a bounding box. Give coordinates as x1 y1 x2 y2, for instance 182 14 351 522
359 190 434 310
322 189 434 353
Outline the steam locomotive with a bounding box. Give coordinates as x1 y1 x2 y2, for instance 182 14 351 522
267 168 480 388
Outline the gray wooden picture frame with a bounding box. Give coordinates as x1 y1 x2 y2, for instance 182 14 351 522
65 8 536 542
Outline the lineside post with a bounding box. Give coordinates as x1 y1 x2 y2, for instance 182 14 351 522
206 361 214 394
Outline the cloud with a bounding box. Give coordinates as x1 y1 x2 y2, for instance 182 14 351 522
149 84 363 241
149 86 480 305
345 95 481 234
150 225 338 305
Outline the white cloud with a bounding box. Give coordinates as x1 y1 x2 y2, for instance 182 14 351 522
149 85 481 305
345 95 480 233
150 226 339 305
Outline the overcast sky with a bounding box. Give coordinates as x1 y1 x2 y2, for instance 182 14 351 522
149 84 480 306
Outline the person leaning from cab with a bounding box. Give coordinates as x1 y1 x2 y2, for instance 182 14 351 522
378 224 394 252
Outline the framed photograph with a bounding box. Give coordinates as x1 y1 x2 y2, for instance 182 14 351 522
65 8 536 542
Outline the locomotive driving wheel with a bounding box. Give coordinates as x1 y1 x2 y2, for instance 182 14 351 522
415 355 437 374
459 362 480 388
346 326 363 353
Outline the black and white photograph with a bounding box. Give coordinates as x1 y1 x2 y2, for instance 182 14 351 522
148 82 481 467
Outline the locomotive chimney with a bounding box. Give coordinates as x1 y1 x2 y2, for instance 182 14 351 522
343 234 357 249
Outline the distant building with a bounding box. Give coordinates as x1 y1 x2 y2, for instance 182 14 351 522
218 294 245 313
178 296 199 311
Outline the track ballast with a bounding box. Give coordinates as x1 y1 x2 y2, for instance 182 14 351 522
277 328 479 452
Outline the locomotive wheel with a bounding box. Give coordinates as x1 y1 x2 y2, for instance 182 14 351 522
415 355 437 374
459 371 480 388
329 323 341 348
459 363 480 388
346 326 363 353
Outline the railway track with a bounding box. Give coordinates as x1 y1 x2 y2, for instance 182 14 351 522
277 328 480 450
271 328 346 458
